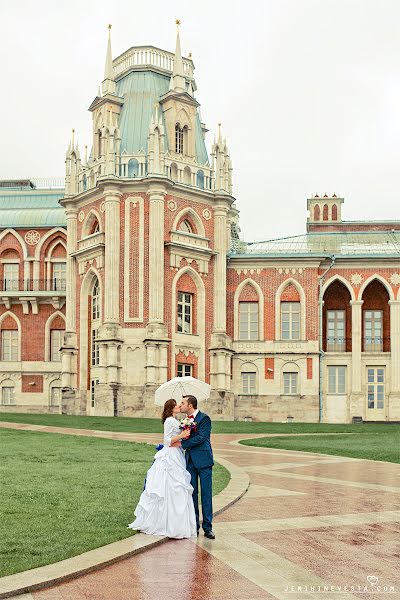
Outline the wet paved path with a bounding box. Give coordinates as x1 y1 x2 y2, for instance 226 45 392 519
2 423 399 600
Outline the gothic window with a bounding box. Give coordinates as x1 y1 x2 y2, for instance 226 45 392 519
177 292 192 334
364 310 383 352
1 330 18 361
239 302 258 340
3 263 19 291
92 280 100 320
83 174 87 191
178 220 193 234
196 170 205 189
332 204 338 220
175 124 184 154
128 159 139 177
323 204 329 220
281 302 300 340
91 328 99 366
90 219 100 235
313 205 320 221
50 329 63 361
52 263 66 291
326 310 346 352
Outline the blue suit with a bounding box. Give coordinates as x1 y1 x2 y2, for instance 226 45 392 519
181 410 214 533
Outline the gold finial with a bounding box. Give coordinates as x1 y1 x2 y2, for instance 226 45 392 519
176 19 181 26
188 52 192 58
108 24 112 37
72 129 75 147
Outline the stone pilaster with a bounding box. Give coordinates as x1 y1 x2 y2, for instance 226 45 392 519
350 300 363 392
389 301 400 393
65 207 78 332
213 205 228 333
104 187 121 324
148 185 165 324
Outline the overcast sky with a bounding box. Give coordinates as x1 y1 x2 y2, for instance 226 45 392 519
1 0 400 241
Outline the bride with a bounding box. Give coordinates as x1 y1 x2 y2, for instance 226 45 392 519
128 399 197 539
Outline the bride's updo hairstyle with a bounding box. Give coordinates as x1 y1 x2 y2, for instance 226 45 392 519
161 399 177 424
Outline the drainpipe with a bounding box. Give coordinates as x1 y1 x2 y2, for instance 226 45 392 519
318 255 336 423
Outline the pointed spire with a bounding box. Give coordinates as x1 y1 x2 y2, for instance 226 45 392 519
170 20 186 93
102 24 116 95
218 123 222 144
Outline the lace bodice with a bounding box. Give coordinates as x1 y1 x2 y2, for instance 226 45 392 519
163 416 181 446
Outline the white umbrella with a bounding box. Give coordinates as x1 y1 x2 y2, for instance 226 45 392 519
154 376 211 407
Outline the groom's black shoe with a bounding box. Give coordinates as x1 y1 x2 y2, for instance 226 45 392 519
204 530 215 539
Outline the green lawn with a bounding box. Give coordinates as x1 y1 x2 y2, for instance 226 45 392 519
240 429 400 463
0 429 230 577
0 411 397 434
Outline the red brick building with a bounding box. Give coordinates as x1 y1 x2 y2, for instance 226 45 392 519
1 27 399 422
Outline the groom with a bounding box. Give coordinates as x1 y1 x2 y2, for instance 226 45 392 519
179 395 215 539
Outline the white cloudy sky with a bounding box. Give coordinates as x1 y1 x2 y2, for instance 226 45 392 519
2 0 400 241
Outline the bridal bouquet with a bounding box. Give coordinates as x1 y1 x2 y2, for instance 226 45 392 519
179 417 197 432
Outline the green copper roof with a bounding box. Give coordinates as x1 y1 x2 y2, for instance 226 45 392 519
231 231 400 258
116 70 209 165
0 190 66 228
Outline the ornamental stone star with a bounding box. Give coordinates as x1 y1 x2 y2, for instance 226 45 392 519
390 273 400 286
350 273 362 286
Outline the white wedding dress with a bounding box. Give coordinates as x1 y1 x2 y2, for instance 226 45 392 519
128 416 197 538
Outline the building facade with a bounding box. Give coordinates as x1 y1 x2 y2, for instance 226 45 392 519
1 26 399 422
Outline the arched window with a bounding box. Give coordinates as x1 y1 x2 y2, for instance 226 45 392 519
196 170 205 189
1 379 15 406
92 279 100 320
323 279 352 352
183 166 191 185
175 124 184 154
361 279 390 352
128 158 139 178
332 204 338 220
314 205 320 221
178 220 193 234
323 204 329 220
83 174 87 191
90 219 100 235
170 163 178 182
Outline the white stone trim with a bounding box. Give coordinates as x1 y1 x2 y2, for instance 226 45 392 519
233 278 264 341
44 311 66 362
79 268 102 401
0 228 28 260
358 274 395 301
81 208 103 238
0 311 22 361
275 278 306 341
172 207 205 238
171 266 205 379
124 196 144 322
34 227 67 261
322 274 355 302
